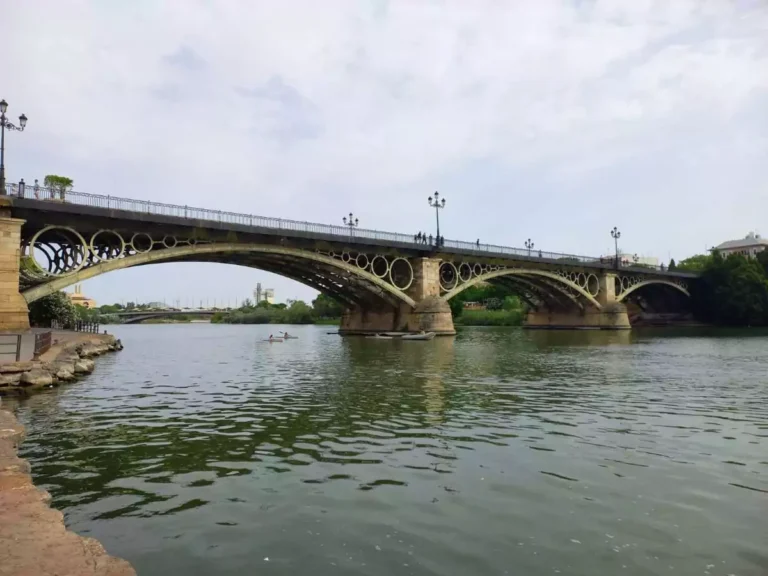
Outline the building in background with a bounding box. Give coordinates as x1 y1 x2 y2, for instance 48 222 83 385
254 283 275 304
713 232 768 258
67 284 97 309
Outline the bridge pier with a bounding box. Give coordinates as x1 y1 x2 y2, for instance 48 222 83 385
523 272 630 330
0 210 30 331
339 257 456 336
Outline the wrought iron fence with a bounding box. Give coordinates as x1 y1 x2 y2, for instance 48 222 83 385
5 182 675 272
34 331 52 356
50 320 101 333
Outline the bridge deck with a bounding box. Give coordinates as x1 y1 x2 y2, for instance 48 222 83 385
6 187 696 278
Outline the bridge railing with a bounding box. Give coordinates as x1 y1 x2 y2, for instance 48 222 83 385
6 183 675 272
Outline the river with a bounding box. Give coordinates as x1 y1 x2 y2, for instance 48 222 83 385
6 325 768 576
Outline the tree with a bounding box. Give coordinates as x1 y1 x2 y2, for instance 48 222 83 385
677 254 711 272
43 175 73 200
756 250 768 277
28 291 77 328
448 298 464 318
668 258 676 270
311 293 344 318
691 251 768 326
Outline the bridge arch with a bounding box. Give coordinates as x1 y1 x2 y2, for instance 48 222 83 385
21 243 417 308
615 279 690 303
440 268 602 310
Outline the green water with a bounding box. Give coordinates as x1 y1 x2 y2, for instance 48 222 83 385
7 325 768 575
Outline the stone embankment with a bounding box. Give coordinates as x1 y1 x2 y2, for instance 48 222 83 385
0 332 136 575
0 333 123 396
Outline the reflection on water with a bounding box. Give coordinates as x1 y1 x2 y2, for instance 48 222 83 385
8 325 768 576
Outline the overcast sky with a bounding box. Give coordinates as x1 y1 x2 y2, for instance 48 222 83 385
3 0 767 306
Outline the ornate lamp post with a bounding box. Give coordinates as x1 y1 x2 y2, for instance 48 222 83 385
427 191 446 242
525 238 534 257
0 99 28 193
343 213 358 235
610 226 621 268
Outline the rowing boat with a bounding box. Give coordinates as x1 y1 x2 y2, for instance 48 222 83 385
401 332 436 341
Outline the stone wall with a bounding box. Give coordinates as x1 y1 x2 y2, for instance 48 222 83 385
0 334 123 396
0 210 30 332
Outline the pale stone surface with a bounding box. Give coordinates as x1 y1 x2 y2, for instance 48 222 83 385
0 410 136 576
73 358 95 374
0 372 22 386
0 361 35 374
52 363 76 381
19 369 53 387
524 304 631 329
0 212 30 331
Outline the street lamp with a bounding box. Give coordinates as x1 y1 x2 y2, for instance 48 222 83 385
525 238 534 257
610 226 621 267
427 191 446 242
0 99 28 193
343 212 358 234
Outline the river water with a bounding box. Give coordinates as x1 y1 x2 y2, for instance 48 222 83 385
6 325 768 576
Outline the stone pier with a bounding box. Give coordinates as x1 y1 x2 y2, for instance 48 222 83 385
0 205 30 332
523 272 630 330
339 257 456 335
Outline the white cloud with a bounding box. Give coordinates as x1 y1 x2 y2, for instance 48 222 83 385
2 0 767 303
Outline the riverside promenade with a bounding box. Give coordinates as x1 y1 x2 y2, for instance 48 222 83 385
0 332 135 576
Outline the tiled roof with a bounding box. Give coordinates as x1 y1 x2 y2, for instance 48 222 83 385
715 237 768 250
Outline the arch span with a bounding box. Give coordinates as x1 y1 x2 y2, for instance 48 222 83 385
22 243 417 308
616 279 690 303
440 268 602 310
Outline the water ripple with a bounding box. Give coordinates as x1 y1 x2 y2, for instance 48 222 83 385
7 325 768 576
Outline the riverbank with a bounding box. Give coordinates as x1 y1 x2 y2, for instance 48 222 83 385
0 332 123 396
0 331 135 575
0 410 136 575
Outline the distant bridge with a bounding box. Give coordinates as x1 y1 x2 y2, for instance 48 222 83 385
1 185 698 334
110 309 218 324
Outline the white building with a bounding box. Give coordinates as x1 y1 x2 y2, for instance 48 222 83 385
713 232 768 258
254 283 275 304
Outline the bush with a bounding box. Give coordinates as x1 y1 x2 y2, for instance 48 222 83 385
28 292 77 328
454 309 525 326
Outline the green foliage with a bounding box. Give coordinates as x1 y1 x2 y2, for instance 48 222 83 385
668 258 676 270
691 251 768 326
28 291 77 328
446 282 526 319
677 254 711 272
448 298 464 318
74 305 101 322
454 309 525 326
43 175 73 199
757 250 768 277
312 293 344 318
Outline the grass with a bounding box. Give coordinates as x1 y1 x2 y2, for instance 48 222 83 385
454 309 525 326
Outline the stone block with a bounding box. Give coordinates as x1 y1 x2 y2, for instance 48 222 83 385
19 369 53 387
73 359 95 374
0 361 35 374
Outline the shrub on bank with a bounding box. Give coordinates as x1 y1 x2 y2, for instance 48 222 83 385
454 309 525 326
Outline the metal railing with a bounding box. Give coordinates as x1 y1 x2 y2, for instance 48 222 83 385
5 182 677 272
34 331 52 356
51 320 101 333
0 334 22 362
